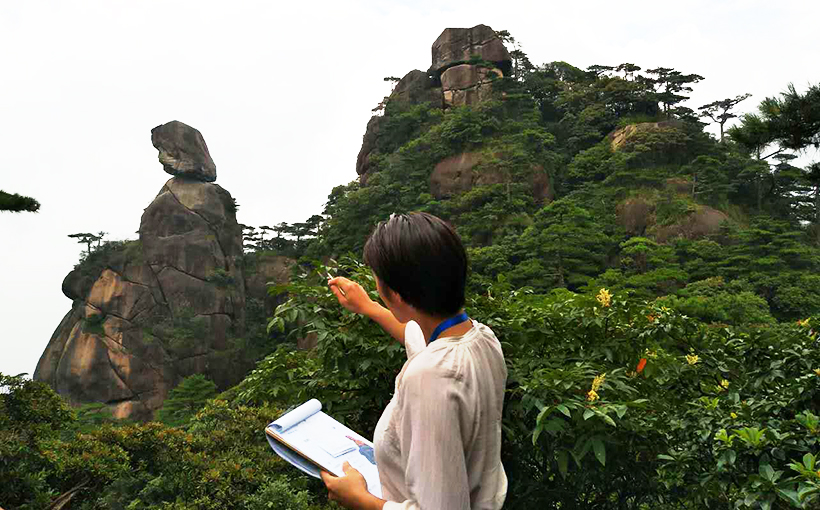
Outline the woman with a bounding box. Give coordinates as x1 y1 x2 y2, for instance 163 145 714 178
321 212 507 510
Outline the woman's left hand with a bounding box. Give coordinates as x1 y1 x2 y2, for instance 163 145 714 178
321 462 371 509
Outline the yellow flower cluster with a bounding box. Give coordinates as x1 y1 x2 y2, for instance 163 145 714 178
720 379 730 389
685 354 700 365
592 373 606 392
814 369 820 377
730 412 737 419
587 373 606 402
645 349 658 359
597 288 612 307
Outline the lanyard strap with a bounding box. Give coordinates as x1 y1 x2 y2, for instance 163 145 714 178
428 312 469 344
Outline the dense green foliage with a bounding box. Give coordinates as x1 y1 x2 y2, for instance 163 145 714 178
234 259 820 509
1 373 328 510
0 189 40 212
290 59 820 322
6 36 820 509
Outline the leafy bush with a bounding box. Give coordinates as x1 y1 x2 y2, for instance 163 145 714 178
239 260 820 509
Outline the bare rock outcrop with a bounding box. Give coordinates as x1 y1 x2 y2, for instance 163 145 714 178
356 70 444 183
356 25 511 183
617 198 656 236
151 120 217 182
430 25 511 75
654 206 730 243
391 70 442 108
431 25 510 108
609 120 686 152
441 64 502 107
35 122 246 420
356 116 385 183
430 151 552 203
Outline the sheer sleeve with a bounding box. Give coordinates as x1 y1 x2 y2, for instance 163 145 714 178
403 321 426 360
383 363 471 510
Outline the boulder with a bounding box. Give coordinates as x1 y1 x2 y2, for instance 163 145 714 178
654 206 730 243
151 120 217 182
430 25 511 75
617 198 656 236
430 152 482 198
35 122 246 421
430 152 552 203
441 64 501 91
440 64 501 108
390 70 442 108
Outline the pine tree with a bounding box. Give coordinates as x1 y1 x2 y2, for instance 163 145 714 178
515 199 612 290
157 374 217 427
0 190 40 212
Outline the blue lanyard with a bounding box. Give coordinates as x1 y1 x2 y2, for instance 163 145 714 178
428 312 469 344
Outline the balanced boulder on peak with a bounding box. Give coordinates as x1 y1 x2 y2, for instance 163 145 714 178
151 120 217 182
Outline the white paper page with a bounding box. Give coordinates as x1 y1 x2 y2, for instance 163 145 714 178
271 411 382 498
271 398 322 432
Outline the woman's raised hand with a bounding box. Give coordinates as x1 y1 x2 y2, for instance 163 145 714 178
328 276 375 316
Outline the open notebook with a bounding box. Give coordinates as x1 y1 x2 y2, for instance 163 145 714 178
265 399 382 498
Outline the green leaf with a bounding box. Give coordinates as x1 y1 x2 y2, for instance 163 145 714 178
592 438 606 466
600 413 616 427
583 409 595 420
776 488 801 507
532 425 543 446
557 450 569 479
536 406 551 425
556 404 571 418
760 463 775 481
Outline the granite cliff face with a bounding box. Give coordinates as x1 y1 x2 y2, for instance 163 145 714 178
34 121 252 420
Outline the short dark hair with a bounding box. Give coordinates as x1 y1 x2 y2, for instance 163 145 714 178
363 212 467 317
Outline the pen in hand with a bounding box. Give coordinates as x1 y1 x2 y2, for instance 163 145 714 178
326 272 346 297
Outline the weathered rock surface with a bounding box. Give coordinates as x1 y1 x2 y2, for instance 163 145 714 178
655 206 730 243
441 64 502 107
356 116 385 182
151 120 217 182
430 151 552 203
617 198 656 236
35 122 246 420
356 70 445 184
244 254 295 313
617 196 730 242
391 70 442 108
609 120 685 152
356 25 510 184
430 25 511 75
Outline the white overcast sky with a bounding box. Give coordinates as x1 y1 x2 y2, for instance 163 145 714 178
1 0 818 376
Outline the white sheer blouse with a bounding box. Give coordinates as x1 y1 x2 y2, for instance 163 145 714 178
373 320 508 510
